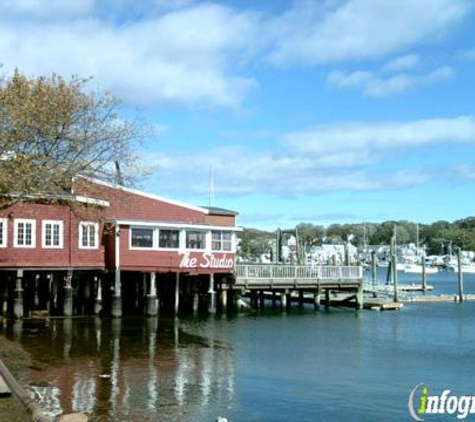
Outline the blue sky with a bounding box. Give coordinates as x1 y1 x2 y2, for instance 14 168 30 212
1 0 475 230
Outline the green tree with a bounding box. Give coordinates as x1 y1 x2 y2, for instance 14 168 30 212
0 70 148 208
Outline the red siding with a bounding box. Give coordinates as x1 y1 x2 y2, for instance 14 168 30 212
0 180 237 273
76 181 207 224
0 203 105 269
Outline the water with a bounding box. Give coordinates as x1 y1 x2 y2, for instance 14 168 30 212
1 272 475 421
366 267 475 296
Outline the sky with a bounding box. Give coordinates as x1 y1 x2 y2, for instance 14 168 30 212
1 0 475 230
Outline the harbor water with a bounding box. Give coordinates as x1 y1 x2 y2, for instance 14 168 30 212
1 271 474 421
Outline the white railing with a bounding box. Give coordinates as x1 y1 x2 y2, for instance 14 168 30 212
234 264 363 281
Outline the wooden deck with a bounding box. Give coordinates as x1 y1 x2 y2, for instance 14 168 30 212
234 264 363 290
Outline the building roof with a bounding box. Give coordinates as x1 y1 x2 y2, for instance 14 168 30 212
201 206 238 216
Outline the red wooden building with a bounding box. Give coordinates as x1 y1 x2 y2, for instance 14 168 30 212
0 178 240 317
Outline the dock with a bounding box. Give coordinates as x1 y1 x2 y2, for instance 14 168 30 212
234 264 364 310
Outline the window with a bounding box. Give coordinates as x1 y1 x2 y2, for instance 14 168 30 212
0 219 6 247
186 230 205 249
42 220 63 248
159 229 180 249
14 219 36 248
131 228 154 248
212 231 233 251
79 222 99 249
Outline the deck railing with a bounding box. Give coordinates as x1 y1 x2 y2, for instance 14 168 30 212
234 264 363 281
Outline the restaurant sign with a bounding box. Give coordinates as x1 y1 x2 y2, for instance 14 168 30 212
179 251 234 270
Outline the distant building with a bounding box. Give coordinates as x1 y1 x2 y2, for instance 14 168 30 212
0 178 240 317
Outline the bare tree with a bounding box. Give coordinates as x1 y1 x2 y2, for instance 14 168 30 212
0 70 149 208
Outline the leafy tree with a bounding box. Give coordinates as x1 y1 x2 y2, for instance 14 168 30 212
296 223 325 244
0 70 148 208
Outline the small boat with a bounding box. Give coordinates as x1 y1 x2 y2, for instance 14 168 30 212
447 263 475 273
403 264 438 274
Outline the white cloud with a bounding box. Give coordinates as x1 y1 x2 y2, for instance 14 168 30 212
454 164 475 180
456 48 475 62
265 0 472 66
285 116 475 154
328 65 454 97
0 0 471 108
0 3 259 108
149 116 475 198
0 0 95 19
382 54 421 73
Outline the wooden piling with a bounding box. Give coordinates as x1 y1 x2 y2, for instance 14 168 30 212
281 290 288 310
146 272 158 316
208 274 217 314
13 270 24 319
371 251 377 287
422 251 427 293
314 288 321 311
111 270 122 318
457 248 464 302
174 272 180 315
390 239 398 303
94 276 102 315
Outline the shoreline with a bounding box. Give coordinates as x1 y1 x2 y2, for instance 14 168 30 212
0 331 32 422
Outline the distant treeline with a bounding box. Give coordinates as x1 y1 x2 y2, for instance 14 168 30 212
238 217 475 258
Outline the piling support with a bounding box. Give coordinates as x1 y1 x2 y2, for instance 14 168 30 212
457 248 464 302
298 290 304 307
208 273 217 314
50 274 58 313
422 250 427 294
34 274 40 309
371 251 377 287
390 238 399 303
281 290 289 310
13 270 24 319
221 282 228 312
392 256 398 302
325 289 330 309
356 285 363 310
233 289 242 312
63 270 73 317
146 272 158 316
174 272 180 315
314 287 321 311
111 269 122 318
94 276 102 315
259 290 265 309
193 292 199 315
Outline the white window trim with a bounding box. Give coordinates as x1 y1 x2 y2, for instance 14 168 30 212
14 219 36 248
0 218 7 248
79 222 99 250
185 229 207 251
129 226 181 251
211 230 234 252
158 228 181 251
129 226 157 251
42 220 64 249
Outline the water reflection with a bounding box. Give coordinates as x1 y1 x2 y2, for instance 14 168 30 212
1 317 235 421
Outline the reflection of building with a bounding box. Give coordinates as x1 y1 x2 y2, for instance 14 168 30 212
0 178 241 317
8 318 235 420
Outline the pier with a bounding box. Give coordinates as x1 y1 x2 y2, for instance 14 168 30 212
233 264 364 310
